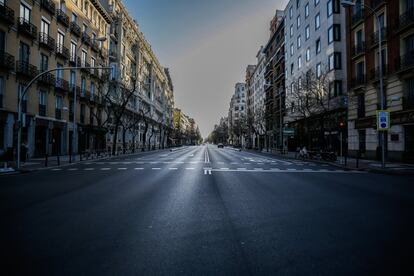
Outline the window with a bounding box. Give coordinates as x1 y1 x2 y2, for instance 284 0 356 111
82 23 87 33
328 24 341 43
41 19 50 36
80 104 85 123
70 70 75 87
329 80 343 98
56 63 63 80
0 76 4 108
90 82 95 98
39 90 47 116
57 32 64 48
40 54 48 72
316 38 321 54
289 6 293 18
290 25 294 37
314 0 320 5
20 3 31 22
298 56 302 69
316 63 321 77
19 42 30 63
315 13 320 30
291 63 294 75
305 25 310 40
297 36 301 48
306 48 311 61
81 77 86 95
305 3 309 18
296 0 301 8
328 52 342 70
56 95 63 109
72 13 77 23
70 41 76 61
327 0 333 17
290 43 294 56
297 15 301 28
81 50 87 66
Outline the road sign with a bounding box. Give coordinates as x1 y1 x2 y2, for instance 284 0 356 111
283 128 295 136
376 110 390 131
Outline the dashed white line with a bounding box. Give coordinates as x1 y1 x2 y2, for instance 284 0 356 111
101 168 111 171
51 168 62 171
118 168 127 170
152 168 161 170
68 168 78 171
169 168 178 170
186 168 195 170
134 168 144 170
84 168 95 171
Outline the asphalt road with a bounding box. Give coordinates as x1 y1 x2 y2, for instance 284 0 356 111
1 145 413 275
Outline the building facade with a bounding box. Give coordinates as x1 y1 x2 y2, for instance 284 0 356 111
0 0 112 158
228 82 247 146
284 0 348 153
264 10 285 152
346 0 414 162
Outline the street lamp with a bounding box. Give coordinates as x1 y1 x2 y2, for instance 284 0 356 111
341 0 386 169
71 36 107 163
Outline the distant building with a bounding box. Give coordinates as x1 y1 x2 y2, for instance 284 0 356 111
228 83 247 146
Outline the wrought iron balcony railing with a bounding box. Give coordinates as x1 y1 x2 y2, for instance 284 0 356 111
38 72 56 86
16 61 38 78
69 21 81 37
56 44 69 60
352 42 366 57
56 9 69 27
0 51 14 71
81 32 91 45
39 104 46 116
395 50 414 72
396 8 414 31
41 0 55 15
91 40 100 52
0 2 14 26
55 108 62 120
352 8 364 26
369 65 388 81
369 28 387 47
55 77 69 92
39 32 55 51
17 17 37 39
350 74 366 89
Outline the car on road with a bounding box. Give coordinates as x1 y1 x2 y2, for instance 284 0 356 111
217 143 224 148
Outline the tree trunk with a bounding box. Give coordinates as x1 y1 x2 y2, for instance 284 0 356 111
112 122 120 156
122 128 126 154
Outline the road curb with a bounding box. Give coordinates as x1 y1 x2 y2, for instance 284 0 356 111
243 149 414 176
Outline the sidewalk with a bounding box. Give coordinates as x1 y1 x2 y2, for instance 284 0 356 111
1 147 187 175
246 149 414 175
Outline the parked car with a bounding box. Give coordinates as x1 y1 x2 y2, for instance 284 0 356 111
217 143 224 148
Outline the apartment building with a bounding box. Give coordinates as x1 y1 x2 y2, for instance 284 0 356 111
102 0 174 151
284 0 348 152
264 10 285 151
245 64 256 148
0 0 112 158
346 0 414 162
228 83 247 146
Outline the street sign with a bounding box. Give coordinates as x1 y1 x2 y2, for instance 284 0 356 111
283 128 295 136
376 110 390 131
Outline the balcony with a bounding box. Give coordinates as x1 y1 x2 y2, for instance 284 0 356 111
396 8 414 32
38 72 56 86
350 74 366 90
39 32 55 51
39 104 46 116
56 9 69 27
0 2 14 26
80 62 90 74
352 42 366 58
17 18 37 39
369 65 388 81
81 32 91 46
41 0 55 15
369 28 387 48
91 40 100 52
55 108 62 120
69 22 81 37
55 78 69 92
69 85 81 98
369 0 386 10
16 61 38 79
352 8 364 27
69 55 81 66
0 51 14 71
109 49 117 60
56 44 69 60
395 51 414 73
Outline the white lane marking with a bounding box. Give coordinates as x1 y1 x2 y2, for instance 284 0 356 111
204 168 212 175
237 168 247 170
254 168 263 170
231 162 239 164
101 168 111 171
169 168 178 170
84 168 95 171
134 168 144 170
220 168 229 170
51 168 62 171
150 162 158 164
85 162 93 165
118 168 127 170
152 168 161 170
204 149 210 164
209 169 364 173
186 167 195 170
68 168 78 171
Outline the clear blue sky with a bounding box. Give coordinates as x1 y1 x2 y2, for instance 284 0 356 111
124 0 289 137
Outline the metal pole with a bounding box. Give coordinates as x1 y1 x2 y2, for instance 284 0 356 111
377 14 386 169
279 89 283 154
16 92 22 169
340 131 343 164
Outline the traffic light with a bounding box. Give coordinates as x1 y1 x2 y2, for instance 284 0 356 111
339 121 345 131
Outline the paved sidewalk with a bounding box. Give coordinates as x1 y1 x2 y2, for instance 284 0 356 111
1 147 187 175
245 149 414 175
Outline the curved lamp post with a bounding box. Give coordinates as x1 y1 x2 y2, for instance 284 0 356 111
341 0 386 168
